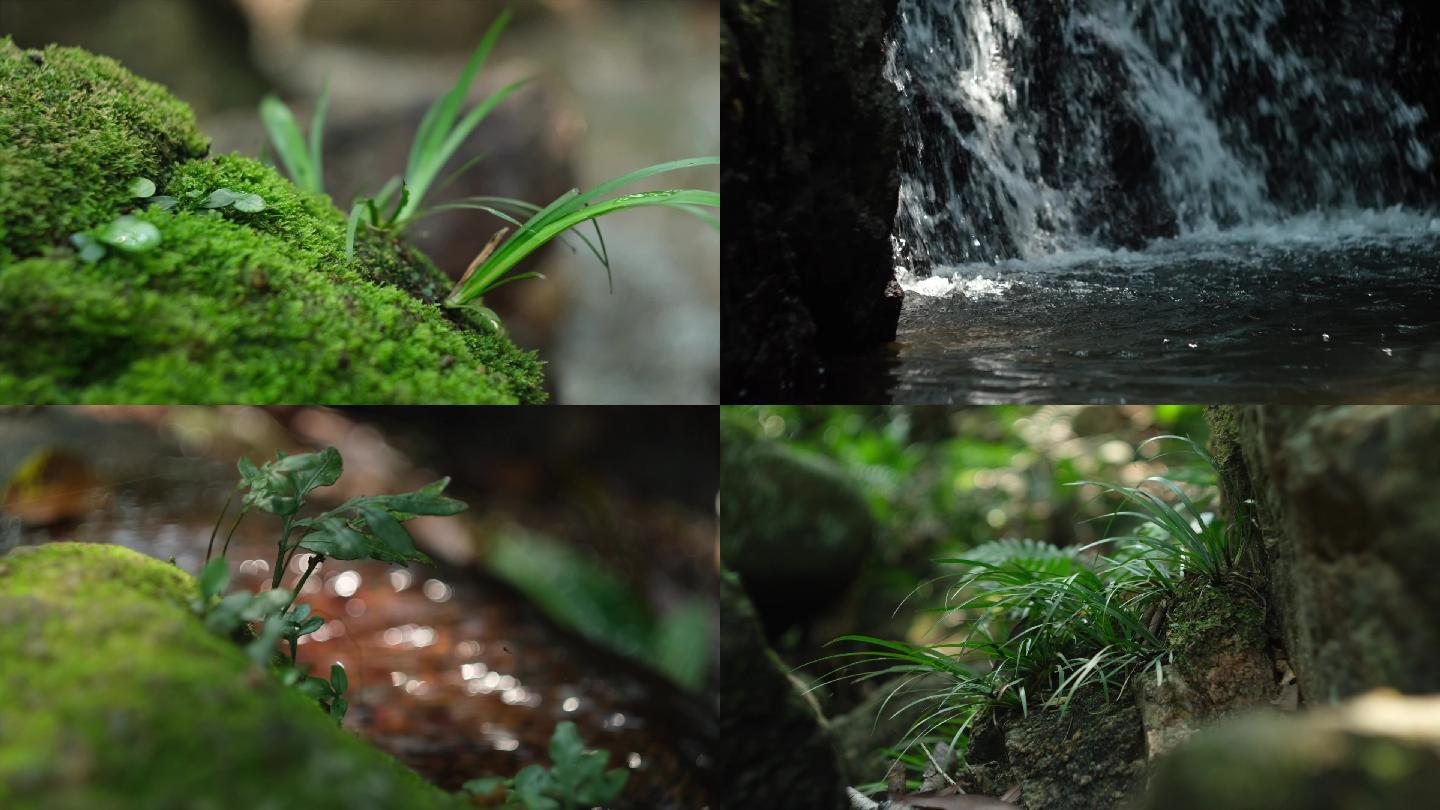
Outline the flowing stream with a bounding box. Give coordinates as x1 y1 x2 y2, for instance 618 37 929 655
0 411 713 808
839 0 1440 402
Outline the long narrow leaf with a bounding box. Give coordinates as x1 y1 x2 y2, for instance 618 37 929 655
308 80 330 190
447 184 718 305
260 95 316 193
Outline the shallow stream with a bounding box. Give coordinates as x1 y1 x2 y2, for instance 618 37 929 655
0 410 713 808
823 223 1440 403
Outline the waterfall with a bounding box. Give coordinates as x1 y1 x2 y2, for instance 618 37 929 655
887 0 1434 272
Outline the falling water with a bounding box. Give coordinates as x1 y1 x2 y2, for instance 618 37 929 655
887 0 1433 270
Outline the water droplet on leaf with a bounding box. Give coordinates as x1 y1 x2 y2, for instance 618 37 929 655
97 216 161 253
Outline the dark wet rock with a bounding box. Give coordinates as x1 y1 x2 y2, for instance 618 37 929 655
719 419 874 636
1003 689 1147 810
721 0 904 401
1139 690 1440 810
1208 406 1440 702
1394 1 1440 200
719 570 848 809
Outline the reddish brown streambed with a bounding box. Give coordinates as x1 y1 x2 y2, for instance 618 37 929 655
2 409 714 808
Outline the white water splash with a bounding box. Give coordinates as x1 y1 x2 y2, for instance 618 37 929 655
888 0 1434 267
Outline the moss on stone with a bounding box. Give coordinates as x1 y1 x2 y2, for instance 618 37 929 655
0 40 545 403
1003 686 1147 809
0 37 209 263
0 542 466 810
0 190 541 403
1167 580 1267 660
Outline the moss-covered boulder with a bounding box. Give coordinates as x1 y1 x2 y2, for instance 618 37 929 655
0 38 543 403
0 542 467 810
1139 582 1276 758
719 418 874 635
1002 689 1147 810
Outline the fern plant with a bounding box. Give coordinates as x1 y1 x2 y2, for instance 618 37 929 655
824 435 1246 779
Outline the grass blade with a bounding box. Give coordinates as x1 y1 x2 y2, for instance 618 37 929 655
443 163 718 306
308 80 330 191
260 95 316 193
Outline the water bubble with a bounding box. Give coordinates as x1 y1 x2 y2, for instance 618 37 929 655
331 570 361 597
422 579 452 602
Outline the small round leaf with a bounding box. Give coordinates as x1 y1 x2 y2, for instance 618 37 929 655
232 193 266 213
202 188 240 209
128 177 156 198
97 216 161 253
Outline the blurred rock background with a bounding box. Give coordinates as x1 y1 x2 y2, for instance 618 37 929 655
3 0 719 404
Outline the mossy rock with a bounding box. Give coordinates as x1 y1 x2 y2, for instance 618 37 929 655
719 418 874 633
0 38 543 403
1003 688 1147 810
0 542 468 810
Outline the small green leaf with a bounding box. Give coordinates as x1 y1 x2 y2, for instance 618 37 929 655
359 505 423 562
273 447 342 497
513 765 560 810
149 195 179 210
199 558 229 601
70 233 106 263
296 677 331 701
232 193 266 213
365 478 467 516
330 663 348 694
240 588 290 621
463 302 505 333
299 517 368 560
245 614 287 666
460 777 508 796
128 177 156 198
202 188 240 208
329 697 348 722
549 721 586 765
298 615 324 635
97 216 161 253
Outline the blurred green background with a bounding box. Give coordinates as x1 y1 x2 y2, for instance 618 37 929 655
721 405 1210 690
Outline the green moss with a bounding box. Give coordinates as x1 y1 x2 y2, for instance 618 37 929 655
0 542 466 810
1004 686 1146 809
0 195 542 403
0 40 546 402
0 37 209 263
1166 580 1266 659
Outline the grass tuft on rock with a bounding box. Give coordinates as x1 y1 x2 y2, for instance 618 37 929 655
0 40 544 403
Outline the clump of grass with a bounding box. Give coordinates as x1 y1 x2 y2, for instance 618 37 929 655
824 436 1248 779
259 7 719 331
